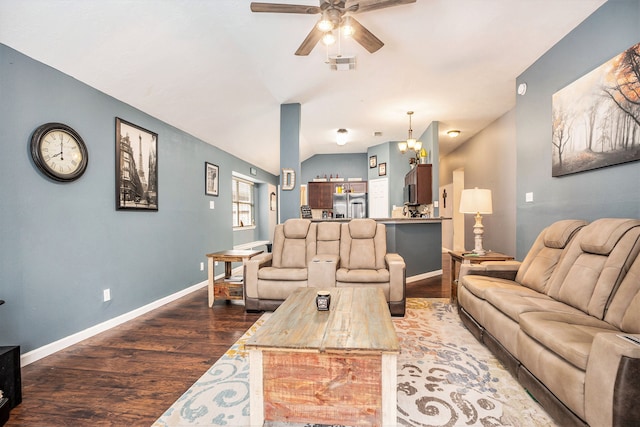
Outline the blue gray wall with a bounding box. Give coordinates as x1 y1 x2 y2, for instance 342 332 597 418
301 153 368 184
0 44 277 353
516 0 640 259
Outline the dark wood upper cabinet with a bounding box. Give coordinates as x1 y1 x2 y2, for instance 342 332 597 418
404 164 432 205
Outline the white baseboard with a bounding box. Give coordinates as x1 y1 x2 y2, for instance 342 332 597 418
407 270 443 283
20 280 209 367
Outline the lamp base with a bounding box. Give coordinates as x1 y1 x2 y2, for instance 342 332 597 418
472 213 487 256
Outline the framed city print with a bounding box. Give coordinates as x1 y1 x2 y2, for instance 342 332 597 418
378 162 387 176
205 162 219 196
115 118 158 211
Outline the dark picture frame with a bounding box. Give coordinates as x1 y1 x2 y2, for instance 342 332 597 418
369 155 377 168
378 162 387 176
115 118 158 211
205 162 219 196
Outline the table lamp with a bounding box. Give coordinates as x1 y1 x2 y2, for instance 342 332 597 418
459 188 493 255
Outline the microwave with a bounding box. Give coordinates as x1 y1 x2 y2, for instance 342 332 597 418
403 184 416 205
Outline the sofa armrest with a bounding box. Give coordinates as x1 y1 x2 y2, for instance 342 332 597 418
385 253 406 303
308 254 339 288
459 260 521 282
585 333 640 427
244 253 272 299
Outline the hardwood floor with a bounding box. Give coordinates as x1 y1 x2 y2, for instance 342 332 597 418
7 259 449 426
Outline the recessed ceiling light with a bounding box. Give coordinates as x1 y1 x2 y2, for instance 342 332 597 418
447 130 461 137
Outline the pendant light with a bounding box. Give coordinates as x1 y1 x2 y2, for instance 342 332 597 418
406 111 416 149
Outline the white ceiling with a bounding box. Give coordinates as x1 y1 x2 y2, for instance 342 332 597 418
0 0 606 175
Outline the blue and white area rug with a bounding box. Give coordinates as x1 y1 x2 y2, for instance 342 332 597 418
153 299 556 426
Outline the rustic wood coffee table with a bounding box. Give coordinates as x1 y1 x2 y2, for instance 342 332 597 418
245 287 399 426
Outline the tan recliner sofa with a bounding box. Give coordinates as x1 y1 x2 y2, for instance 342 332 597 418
458 218 640 427
244 218 406 316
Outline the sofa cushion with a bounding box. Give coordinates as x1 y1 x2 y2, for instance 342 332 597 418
340 220 387 271
515 220 586 293
462 275 533 300
544 219 587 249
546 219 640 319
336 267 389 283
272 219 315 269
316 222 341 255
580 218 640 255
283 218 312 239
519 311 618 370
347 218 377 239
485 287 583 323
258 266 308 281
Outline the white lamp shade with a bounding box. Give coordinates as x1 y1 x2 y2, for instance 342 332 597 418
459 188 493 214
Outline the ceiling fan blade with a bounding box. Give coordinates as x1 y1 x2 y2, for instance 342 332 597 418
250 2 321 14
295 26 324 56
349 17 384 53
346 0 416 13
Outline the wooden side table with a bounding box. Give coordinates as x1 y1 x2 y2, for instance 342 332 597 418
206 249 263 307
448 251 514 304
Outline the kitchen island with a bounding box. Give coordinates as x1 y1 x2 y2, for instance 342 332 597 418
311 217 445 279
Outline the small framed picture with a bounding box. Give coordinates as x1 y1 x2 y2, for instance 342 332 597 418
369 155 377 168
205 162 219 196
378 162 387 176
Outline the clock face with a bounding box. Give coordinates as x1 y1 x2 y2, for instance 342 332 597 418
31 123 88 182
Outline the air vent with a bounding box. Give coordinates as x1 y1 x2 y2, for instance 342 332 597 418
373 131 383 137
328 55 356 71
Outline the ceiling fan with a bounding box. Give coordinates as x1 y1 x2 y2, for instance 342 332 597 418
250 0 416 56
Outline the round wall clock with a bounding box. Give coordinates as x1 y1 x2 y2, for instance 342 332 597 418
30 122 89 182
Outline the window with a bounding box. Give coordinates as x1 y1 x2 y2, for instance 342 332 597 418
233 177 254 228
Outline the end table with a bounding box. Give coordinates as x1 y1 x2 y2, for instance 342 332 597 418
448 250 514 304
206 250 263 307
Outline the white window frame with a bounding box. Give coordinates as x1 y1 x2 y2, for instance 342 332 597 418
232 176 255 229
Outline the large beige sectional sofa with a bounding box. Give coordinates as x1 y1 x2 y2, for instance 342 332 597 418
244 218 406 316
458 218 640 427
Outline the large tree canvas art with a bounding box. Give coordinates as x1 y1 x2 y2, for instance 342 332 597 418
552 42 640 177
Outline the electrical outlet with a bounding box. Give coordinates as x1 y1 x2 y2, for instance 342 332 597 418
103 288 111 302
200 262 204 271
525 192 534 203
209 201 215 209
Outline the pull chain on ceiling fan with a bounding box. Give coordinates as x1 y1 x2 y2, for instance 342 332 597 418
250 0 417 56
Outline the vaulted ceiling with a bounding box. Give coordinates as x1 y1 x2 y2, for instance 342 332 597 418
0 0 606 174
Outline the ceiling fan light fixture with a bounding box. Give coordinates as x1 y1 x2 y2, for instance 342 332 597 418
322 31 336 46
336 128 348 146
317 10 335 32
341 16 355 37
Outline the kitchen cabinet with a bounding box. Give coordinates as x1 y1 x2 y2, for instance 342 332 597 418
308 182 333 209
308 181 368 210
404 164 432 205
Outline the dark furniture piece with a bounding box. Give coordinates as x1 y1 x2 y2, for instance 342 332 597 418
404 164 432 205
0 346 21 411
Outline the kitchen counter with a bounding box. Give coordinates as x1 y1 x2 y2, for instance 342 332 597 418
310 217 448 223
310 217 445 278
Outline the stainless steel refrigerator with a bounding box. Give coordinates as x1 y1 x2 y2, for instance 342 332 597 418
333 193 348 218
333 192 367 218
348 192 367 218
